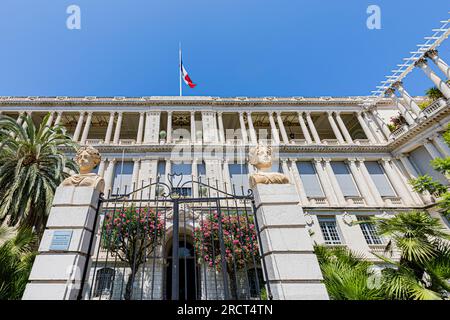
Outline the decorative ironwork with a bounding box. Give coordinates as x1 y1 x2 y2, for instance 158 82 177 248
79 174 270 301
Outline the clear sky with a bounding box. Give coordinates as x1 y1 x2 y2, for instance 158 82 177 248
0 0 449 97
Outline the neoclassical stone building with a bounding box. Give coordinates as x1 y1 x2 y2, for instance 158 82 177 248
6 49 450 300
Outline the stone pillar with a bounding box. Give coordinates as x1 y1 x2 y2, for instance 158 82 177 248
97 160 106 177
192 159 198 197
415 57 450 99
327 112 345 144
238 112 248 144
16 111 25 125
190 111 196 143
297 112 312 144
305 112 321 144
423 139 443 159
432 135 450 157
252 184 329 300
426 49 450 80
247 112 258 144
217 111 225 143
357 159 384 206
335 213 371 256
280 159 291 183
392 81 422 116
398 155 433 204
323 158 346 205
222 159 232 191
165 160 171 182
268 112 280 144
73 112 85 142
136 112 145 144
346 158 376 206
371 109 392 140
288 159 309 205
131 159 140 193
391 158 423 206
364 112 386 143
54 112 63 126
113 112 123 144
80 112 93 145
335 112 353 144
166 111 173 143
22 183 103 300
46 112 55 127
380 158 415 205
276 112 289 144
313 158 338 206
356 112 376 143
103 159 116 196
104 112 115 144
385 89 415 125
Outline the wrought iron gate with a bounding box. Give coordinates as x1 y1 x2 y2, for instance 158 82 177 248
79 174 272 300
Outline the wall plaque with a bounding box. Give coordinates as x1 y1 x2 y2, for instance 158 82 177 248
49 230 73 251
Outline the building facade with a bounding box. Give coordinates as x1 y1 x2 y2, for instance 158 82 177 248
5 49 450 300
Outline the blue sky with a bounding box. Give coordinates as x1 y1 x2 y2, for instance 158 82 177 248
0 0 448 97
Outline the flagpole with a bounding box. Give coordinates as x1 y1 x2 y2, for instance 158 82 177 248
179 42 182 97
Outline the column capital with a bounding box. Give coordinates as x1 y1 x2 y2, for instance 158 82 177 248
116 111 123 116
132 158 141 163
322 157 331 163
304 111 312 116
246 111 252 116
414 57 428 68
217 111 223 116
280 158 288 163
56 111 63 116
190 110 196 115
139 111 145 116
78 111 85 116
108 158 117 163
86 111 93 116
346 157 357 164
380 157 392 163
167 110 173 116
356 157 365 163
392 81 403 89
313 157 322 163
425 49 438 60
384 87 396 96
276 111 282 116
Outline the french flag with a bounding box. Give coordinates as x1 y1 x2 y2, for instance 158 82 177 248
180 51 196 89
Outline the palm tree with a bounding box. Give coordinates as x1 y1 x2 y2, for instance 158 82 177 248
0 226 37 300
370 211 450 299
425 79 450 101
314 245 384 300
0 113 78 235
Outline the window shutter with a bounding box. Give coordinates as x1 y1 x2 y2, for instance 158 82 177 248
331 162 360 197
229 163 250 194
112 162 134 194
365 161 396 197
296 161 324 197
409 146 448 185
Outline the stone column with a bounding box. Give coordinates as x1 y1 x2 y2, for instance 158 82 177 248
346 158 376 206
97 160 106 177
113 112 123 144
103 159 116 196
327 112 345 144
398 155 433 204
165 160 171 182
238 112 248 144
357 158 384 206
313 158 338 206
415 57 450 99
16 112 25 125
305 112 321 144
288 159 309 205
297 112 312 144
247 112 258 144
391 158 423 206
104 112 115 144
276 112 289 144
423 139 443 159
392 81 422 116
364 112 386 143
385 88 415 125
426 49 450 80
192 159 198 197
380 158 414 205
356 111 376 143
46 112 55 127
280 159 291 183
371 109 392 140
432 135 450 157
222 159 232 191
323 158 346 205
335 112 353 144
54 112 63 126
190 111 196 143
217 111 225 143
131 159 140 193
268 112 280 144
252 184 329 300
136 112 145 144
166 111 173 143
80 112 93 145
73 112 85 142
22 181 103 299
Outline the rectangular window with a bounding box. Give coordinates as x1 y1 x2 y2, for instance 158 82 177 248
318 216 342 245
331 161 360 197
409 146 448 185
112 162 134 195
296 162 324 197
365 161 396 197
171 163 192 191
229 163 249 194
157 160 166 180
197 161 206 182
271 161 282 173
357 216 382 245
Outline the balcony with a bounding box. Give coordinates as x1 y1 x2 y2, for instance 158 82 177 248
345 196 365 206
308 196 328 206
421 97 448 118
382 196 403 206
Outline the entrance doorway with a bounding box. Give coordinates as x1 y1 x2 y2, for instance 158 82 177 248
166 241 199 300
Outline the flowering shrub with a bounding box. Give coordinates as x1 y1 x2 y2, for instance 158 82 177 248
101 206 165 299
388 114 407 132
194 212 259 272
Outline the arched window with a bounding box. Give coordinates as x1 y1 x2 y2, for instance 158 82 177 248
94 267 115 297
